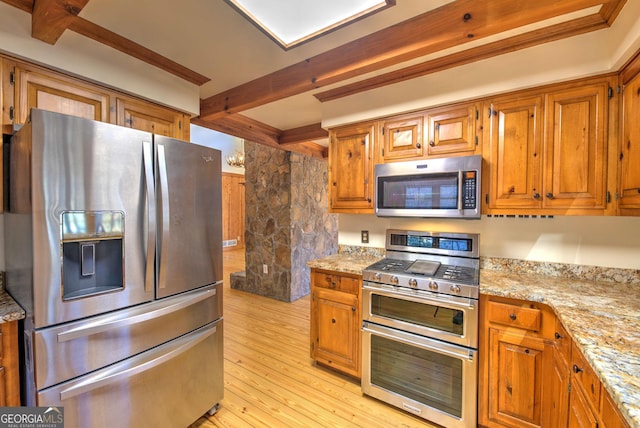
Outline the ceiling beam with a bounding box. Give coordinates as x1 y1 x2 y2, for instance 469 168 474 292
0 0 210 85
199 0 609 120
279 123 327 146
192 115 328 159
314 13 609 102
32 0 90 44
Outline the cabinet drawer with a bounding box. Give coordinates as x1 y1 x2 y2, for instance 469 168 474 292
312 272 360 294
487 300 541 331
572 346 601 408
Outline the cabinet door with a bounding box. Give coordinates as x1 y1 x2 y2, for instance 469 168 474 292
543 82 608 210
484 95 544 211
568 381 599 428
488 328 546 428
380 114 423 161
544 345 570 428
14 65 110 124
425 102 480 157
221 172 245 249
619 72 640 211
116 97 189 140
328 122 375 213
311 287 360 378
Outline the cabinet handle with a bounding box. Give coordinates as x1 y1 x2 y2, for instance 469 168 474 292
533 193 540 199
331 318 336 323
573 364 583 374
416 143 421 149
429 140 435 146
546 192 555 199
352 307 356 312
555 332 563 340
509 313 517 321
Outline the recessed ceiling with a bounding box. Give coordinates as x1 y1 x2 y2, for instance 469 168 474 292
224 0 394 49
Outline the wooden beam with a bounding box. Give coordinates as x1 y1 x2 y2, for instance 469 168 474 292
0 0 210 86
199 0 608 120
599 0 627 25
67 17 210 85
32 0 90 44
314 14 609 102
279 123 327 146
192 114 327 159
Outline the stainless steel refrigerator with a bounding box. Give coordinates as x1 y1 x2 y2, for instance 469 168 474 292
4 109 224 428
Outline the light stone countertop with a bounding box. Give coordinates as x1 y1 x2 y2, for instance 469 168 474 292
307 253 640 428
0 290 25 323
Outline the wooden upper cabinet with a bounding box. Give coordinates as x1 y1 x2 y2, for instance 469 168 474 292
13 64 110 124
425 102 481 157
619 70 640 213
116 97 189 141
1 58 13 134
484 95 544 211
328 122 375 213
543 80 610 211
379 114 423 161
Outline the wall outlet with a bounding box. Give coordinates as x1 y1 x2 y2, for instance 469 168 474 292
262 264 268 274
361 230 369 243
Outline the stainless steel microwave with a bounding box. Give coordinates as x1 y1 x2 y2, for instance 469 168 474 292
375 155 482 219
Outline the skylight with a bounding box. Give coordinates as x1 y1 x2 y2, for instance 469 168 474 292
225 0 394 50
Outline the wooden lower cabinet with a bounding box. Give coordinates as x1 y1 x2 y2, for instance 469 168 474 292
310 268 361 378
479 294 630 428
0 321 20 406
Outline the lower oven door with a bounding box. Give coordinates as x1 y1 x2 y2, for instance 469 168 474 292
362 321 476 428
363 282 478 348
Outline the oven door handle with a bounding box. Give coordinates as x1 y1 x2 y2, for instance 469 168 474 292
363 322 475 361
363 284 476 310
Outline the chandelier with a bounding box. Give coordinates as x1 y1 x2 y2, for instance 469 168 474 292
226 151 245 168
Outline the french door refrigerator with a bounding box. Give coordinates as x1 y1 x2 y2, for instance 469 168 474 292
5 109 224 428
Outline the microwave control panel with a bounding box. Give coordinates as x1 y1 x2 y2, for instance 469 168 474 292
462 171 477 209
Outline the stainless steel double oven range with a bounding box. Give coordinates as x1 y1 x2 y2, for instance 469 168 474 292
362 229 479 428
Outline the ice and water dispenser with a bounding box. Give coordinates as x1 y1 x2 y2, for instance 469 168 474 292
61 211 125 300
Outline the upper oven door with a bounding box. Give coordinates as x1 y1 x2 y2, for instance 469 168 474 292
374 154 481 218
363 282 478 349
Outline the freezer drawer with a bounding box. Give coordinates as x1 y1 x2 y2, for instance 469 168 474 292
33 283 222 391
37 319 223 428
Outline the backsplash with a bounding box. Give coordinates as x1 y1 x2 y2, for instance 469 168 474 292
481 257 640 285
338 245 640 285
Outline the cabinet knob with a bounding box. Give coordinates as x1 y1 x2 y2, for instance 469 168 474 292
573 364 583 374
416 143 421 149
533 193 541 199
331 318 336 324
429 140 435 146
509 313 517 321
555 332 563 340
546 192 555 199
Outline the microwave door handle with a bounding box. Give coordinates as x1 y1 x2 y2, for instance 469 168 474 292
457 170 464 212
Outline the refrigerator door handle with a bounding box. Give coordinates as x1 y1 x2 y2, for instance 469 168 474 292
58 323 218 401
142 141 156 293
56 287 217 343
157 144 170 290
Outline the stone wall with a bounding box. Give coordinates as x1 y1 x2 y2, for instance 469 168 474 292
240 141 338 301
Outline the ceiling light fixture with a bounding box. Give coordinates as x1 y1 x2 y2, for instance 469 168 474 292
224 0 395 50
226 151 245 168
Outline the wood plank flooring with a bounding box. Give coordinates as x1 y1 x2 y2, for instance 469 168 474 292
189 248 435 428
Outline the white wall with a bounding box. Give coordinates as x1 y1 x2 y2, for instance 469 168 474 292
339 215 640 270
190 124 245 175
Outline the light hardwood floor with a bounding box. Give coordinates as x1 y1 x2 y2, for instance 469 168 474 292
189 248 435 428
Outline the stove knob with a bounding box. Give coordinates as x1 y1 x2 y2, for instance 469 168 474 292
428 281 438 291
408 278 418 287
450 284 461 294
374 273 382 281
390 276 399 285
